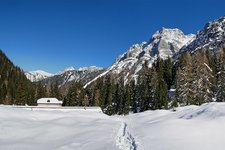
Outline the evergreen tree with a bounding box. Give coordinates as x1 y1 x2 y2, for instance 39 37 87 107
50 82 60 98
137 61 153 112
0 50 41 105
171 96 178 109
36 83 46 99
176 52 195 105
152 58 169 109
130 80 138 113
123 83 131 114
216 48 225 102
63 82 82 106
114 79 124 114
163 57 173 89
191 50 215 105
103 75 113 110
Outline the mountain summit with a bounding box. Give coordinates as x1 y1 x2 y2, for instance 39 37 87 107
151 28 195 59
182 16 225 53
85 28 195 87
25 70 53 82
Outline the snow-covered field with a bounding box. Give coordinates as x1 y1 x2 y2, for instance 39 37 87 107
0 107 120 150
1 103 225 150
124 103 225 150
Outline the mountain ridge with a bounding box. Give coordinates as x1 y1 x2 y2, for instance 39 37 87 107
181 16 225 53
85 27 195 87
25 66 104 83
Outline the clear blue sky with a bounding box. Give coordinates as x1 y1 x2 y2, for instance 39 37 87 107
0 0 224 73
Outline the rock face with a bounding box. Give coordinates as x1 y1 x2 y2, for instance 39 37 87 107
41 66 105 87
25 66 104 85
181 16 225 53
25 70 53 82
114 28 195 74
85 28 195 87
152 28 195 59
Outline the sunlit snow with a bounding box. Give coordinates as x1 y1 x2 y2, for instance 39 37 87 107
1 102 225 150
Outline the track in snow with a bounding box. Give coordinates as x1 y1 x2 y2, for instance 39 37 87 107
116 122 137 150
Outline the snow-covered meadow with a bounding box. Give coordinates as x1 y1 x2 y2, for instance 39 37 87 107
1 103 225 150
0 107 120 150
124 103 225 150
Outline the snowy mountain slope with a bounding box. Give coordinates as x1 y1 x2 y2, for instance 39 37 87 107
112 28 195 75
78 66 103 72
1 102 225 150
180 16 225 54
61 66 75 72
85 28 195 87
41 66 105 88
152 28 195 59
26 66 104 86
25 70 53 82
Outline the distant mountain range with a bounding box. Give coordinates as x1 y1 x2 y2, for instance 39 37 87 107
24 16 225 90
26 28 196 87
25 70 53 82
40 66 104 88
2 15 224 111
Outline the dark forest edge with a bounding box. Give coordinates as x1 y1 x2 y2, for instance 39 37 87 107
1 46 225 115
63 46 225 115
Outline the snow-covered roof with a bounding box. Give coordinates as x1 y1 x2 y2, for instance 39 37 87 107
37 98 63 104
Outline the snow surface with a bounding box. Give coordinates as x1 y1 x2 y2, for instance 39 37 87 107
63 66 75 72
1 102 225 150
26 66 104 83
180 15 225 54
124 102 225 150
0 106 120 150
78 66 104 72
25 70 53 82
37 98 63 104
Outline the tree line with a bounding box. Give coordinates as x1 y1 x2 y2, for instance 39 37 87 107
175 47 225 105
63 47 225 115
63 57 174 115
1 47 225 115
0 50 63 105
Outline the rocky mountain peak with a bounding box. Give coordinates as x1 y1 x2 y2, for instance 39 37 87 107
25 66 104 84
85 28 195 87
151 28 195 59
115 28 195 70
182 15 225 53
78 66 104 72
63 66 75 72
153 28 185 39
25 70 53 82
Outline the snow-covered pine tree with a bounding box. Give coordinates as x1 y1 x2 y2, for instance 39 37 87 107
176 52 195 105
216 48 225 102
191 50 215 105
